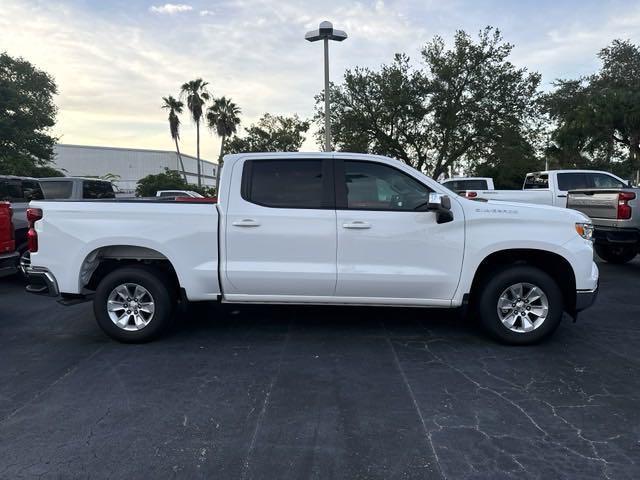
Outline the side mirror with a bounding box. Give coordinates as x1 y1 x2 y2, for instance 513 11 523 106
426 193 454 224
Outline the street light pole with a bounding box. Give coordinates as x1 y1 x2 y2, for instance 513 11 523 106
305 21 347 152
323 37 331 152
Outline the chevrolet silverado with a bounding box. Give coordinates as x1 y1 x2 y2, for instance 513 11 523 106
23 153 599 344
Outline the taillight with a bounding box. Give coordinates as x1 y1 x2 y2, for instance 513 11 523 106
26 207 43 253
8 205 14 240
617 192 635 220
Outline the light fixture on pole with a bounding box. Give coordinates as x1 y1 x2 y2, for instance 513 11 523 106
305 21 347 152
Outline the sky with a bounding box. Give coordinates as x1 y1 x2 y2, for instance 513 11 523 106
2 0 640 162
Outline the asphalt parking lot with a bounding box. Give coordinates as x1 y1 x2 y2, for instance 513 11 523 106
1 258 639 480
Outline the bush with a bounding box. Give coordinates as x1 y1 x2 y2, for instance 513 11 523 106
135 169 215 197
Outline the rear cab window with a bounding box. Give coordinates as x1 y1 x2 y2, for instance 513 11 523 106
443 179 488 191
40 181 73 199
241 159 332 209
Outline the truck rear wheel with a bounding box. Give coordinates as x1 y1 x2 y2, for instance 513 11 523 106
93 265 175 343
595 245 637 264
476 266 563 345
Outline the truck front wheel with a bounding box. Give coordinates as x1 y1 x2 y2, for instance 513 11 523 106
93 265 175 343
477 266 563 345
595 245 637 264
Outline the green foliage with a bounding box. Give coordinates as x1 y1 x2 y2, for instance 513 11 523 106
0 52 58 175
180 79 210 125
543 40 640 177
226 113 310 154
136 169 215 197
206 97 241 145
136 169 188 197
162 96 184 141
318 27 541 178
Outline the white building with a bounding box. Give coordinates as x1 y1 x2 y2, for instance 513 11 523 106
53 144 217 193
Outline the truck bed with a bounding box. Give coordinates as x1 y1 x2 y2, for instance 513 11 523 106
29 199 221 301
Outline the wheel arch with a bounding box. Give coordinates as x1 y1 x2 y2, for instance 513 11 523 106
469 248 577 313
79 245 181 294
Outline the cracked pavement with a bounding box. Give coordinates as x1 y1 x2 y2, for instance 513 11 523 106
1 257 639 479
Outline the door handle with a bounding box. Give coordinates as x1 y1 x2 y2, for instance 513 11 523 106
342 221 371 229
232 219 260 227
557 194 567 198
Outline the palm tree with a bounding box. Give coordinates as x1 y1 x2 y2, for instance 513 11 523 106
161 96 187 182
180 79 210 187
206 97 241 192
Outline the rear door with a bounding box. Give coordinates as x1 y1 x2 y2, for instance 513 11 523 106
223 157 337 298
334 158 464 303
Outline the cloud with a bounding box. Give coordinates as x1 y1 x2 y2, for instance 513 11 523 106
149 3 193 14
1 0 639 156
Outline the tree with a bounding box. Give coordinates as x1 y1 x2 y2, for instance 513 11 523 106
544 40 640 180
180 78 210 187
206 97 241 192
318 27 541 179
225 113 309 154
162 95 187 182
0 52 58 175
135 169 188 197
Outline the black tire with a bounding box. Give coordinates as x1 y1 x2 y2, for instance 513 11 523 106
595 245 637 264
93 265 175 343
476 266 564 345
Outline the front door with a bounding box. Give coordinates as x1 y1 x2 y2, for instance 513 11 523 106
334 159 464 303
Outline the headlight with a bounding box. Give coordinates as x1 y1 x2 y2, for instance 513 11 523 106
575 222 594 240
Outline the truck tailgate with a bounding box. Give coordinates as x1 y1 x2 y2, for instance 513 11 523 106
567 189 620 219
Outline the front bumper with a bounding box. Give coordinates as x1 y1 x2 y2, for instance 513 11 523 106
0 251 19 278
593 226 640 247
575 282 599 312
21 253 59 297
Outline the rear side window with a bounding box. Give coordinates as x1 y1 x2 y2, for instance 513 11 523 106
83 181 115 199
0 180 24 201
557 173 590 191
241 159 329 208
524 173 549 189
41 181 73 199
443 179 488 191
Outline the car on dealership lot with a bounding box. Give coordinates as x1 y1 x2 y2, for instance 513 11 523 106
0 201 19 278
440 177 495 193
39 177 116 200
0 175 44 267
568 186 640 264
156 190 204 198
23 152 598 345
463 169 629 206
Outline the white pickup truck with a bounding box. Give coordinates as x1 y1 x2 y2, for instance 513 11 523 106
23 152 599 345
465 170 629 207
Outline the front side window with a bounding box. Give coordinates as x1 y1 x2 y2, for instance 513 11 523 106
590 173 626 189
83 181 115 199
242 159 328 209
342 161 431 211
40 181 72 199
